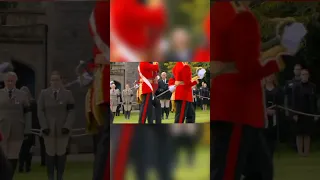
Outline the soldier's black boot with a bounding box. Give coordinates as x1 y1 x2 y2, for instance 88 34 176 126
125 111 128 119
56 154 66 180
128 111 131 119
25 153 32 172
46 155 55 180
164 108 168 119
161 108 164 119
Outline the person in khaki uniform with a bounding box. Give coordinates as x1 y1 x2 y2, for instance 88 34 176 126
0 72 31 179
122 84 134 120
110 83 120 116
37 71 75 180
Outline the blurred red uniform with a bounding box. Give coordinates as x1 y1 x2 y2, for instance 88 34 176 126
89 2 110 180
210 2 284 127
110 0 167 62
210 2 286 180
174 62 198 123
193 13 210 62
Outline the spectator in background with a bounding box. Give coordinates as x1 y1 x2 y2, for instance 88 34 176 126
166 28 193 62
192 85 198 110
200 83 210 111
157 72 171 120
284 64 302 149
292 69 318 156
19 86 37 173
263 74 282 156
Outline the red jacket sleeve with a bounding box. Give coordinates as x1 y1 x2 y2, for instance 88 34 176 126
168 78 175 86
141 62 159 71
126 0 166 29
230 12 280 82
181 65 197 87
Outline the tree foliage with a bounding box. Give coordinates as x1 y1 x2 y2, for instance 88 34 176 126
0 2 17 9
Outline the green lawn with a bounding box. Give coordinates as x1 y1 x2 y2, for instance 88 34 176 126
15 162 93 180
14 148 320 180
113 109 210 124
274 150 320 180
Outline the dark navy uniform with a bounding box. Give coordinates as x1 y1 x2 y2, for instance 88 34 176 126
292 82 317 136
284 78 301 110
264 87 282 155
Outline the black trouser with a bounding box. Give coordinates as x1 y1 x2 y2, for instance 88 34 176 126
0 147 11 180
175 101 195 123
39 136 46 166
92 107 111 180
19 134 34 172
139 93 154 124
211 121 273 180
152 96 162 124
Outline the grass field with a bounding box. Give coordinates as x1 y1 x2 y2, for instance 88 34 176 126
113 109 210 124
14 147 320 180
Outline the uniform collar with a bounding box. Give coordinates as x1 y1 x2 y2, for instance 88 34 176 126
5 88 16 92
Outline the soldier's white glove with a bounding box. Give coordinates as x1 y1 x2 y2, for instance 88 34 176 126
197 68 206 79
134 84 139 89
169 85 176 92
280 22 307 55
79 72 93 86
79 60 85 64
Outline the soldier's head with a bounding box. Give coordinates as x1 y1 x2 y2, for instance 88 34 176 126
4 71 17 90
50 71 62 90
300 69 309 83
161 72 166 79
126 83 130 89
294 64 302 77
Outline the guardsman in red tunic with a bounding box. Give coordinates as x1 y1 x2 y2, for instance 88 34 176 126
174 62 198 123
138 62 159 124
88 1 110 180
110 0 167 62
210 2 301 180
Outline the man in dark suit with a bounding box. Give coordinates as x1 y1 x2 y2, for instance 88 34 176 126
156 72 171 120
165 28 193 62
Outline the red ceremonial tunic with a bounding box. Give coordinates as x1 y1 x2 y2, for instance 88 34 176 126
138 62 159 94
193 12 210 62
89 1 109 104
193 47 210 62
111 0 167 62
90 1 109 58
210 2 283 128
174 62 197 102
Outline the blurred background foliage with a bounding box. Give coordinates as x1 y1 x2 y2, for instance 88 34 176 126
165 0 209 47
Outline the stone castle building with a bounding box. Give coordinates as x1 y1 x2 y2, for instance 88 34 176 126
110 62 140 109
0 1 96 153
